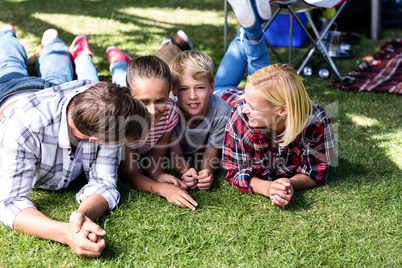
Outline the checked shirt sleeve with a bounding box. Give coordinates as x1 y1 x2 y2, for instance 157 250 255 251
0 110 41 228
75 142 124 211
222 104 272 193
298 107 336 186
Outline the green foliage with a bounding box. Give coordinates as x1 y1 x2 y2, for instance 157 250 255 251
0 0 401 267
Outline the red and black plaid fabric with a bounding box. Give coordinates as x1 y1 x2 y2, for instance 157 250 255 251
222 97 336 193
220 87 245 108
333 38 402 94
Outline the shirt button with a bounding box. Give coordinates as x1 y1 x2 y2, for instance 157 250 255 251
70 157 74 161
64 179 68 182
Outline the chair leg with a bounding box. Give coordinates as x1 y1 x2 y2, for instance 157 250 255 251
295 11 332 75
287 6 344 81
224 0 228 54
289 13 293 66
297 1 351 84
264 38 285 63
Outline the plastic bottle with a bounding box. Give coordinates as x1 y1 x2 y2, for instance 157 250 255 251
318 60 330 79
302 58 313 76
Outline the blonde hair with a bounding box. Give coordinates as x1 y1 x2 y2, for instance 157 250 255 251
169 50 214 90
247 63 312 147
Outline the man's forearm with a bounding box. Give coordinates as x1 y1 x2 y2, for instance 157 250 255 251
14 206 107 257
13 207 71 244
76 194 109 221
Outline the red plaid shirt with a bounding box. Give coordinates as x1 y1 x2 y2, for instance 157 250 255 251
222 88 336 193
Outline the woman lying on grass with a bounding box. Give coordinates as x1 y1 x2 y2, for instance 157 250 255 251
221 63 336 208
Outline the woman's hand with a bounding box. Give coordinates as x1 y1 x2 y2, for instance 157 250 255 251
268 178 294 208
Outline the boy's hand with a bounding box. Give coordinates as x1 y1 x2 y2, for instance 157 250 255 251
268 178 293 208
156 173 188 190
181 168 198 189
197 169 213 190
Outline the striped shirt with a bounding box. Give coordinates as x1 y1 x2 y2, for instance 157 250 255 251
0 80 123 228
128 98 178 155
222 89 336 193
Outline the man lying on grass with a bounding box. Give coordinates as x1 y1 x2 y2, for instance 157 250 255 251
0 25 151 257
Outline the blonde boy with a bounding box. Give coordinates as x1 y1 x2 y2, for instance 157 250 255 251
169 51 232 190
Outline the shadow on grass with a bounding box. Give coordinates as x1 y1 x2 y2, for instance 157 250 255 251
327 92 401 185
1 0 233 80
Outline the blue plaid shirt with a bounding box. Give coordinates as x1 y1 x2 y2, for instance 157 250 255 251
0 80 123 228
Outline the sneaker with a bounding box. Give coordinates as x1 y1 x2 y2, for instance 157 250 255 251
161 30 193 51
227 0 256 29
255 0 272 20
106 46 131 65
41 29 58 47
175 30 193 50
70 35 92 60
1 24 16 33
28 28 58 65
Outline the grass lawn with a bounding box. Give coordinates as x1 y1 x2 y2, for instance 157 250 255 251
0 0 401 267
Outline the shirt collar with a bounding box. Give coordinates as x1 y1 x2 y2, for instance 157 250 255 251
59 87 89 149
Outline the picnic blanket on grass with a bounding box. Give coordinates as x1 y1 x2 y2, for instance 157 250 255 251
333 38 402 94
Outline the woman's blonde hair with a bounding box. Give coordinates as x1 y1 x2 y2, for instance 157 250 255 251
169 50 214 90
247 63 312 147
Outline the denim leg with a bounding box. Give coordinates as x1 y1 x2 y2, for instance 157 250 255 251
0 30 29 84
74 54 99 81
214 28 247 96
110 60 128 87
37 38 73 85
244 33 270 75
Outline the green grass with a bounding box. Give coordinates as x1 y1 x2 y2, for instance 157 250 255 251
1 0 401 267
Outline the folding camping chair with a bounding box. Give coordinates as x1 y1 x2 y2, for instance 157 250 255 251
223 0 351 82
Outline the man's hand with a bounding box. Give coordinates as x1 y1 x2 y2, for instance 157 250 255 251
157 173 188 190
67 211 107 257
159 183 198 210
181 168 198 189
69 211 106 241
66 222 106 257
268 178 293 208
197 169 213 190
